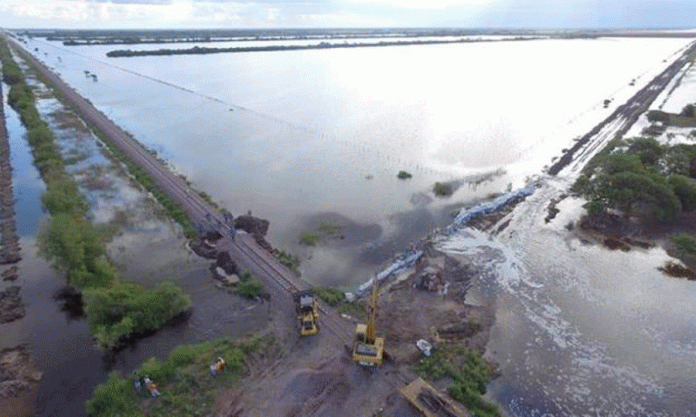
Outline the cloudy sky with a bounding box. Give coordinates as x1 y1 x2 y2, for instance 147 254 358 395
1 0 694 30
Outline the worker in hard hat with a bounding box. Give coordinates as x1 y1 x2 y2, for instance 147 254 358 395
143 377 160 397
209 357 227 376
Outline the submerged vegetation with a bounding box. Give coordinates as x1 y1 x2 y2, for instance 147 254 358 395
573 137 696 222
298 222 342 246
397 170 413 179
0 38 190 349
416 346 501 417
86 336 273 417
433 181 454 197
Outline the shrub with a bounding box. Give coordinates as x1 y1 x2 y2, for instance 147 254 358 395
627 137 664 167
415 348 501 417
397 170 412 179
234 279 264 299
583 200 605 215
83 281 191 349
433 182 454 197
85 371 141 417
672 234 696 256
312 286 344 306
669 175 696 211
276 250 300 273
647 110 670 124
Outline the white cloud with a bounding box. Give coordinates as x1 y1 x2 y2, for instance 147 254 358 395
342 0 494 10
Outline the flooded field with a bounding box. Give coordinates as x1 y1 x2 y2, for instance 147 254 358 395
1 63 269 415
20 35 693 288
6 34 696 416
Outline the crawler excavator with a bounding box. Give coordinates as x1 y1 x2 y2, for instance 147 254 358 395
352 281 385 366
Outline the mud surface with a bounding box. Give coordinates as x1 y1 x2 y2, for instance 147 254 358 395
214 248 493 417
0 344 41 417
0 286 25 324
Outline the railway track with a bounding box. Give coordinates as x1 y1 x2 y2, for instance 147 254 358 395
8 35 356 347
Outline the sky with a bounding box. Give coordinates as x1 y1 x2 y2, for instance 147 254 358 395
1 0 695 30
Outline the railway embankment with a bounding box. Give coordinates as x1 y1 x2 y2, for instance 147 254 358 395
0 37 191 349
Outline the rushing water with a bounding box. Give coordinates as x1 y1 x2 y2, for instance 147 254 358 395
12 35 696 415
437 180 696 416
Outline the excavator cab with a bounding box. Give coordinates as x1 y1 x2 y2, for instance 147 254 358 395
293 290 319 336
352 283 385 366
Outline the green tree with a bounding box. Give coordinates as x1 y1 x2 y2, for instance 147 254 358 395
669 175 696 212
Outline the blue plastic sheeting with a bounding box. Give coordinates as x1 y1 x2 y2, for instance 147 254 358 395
449 182 538 232
357 250 424 295
352 183 538 297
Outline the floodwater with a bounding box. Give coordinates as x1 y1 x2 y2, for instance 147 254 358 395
1 67 269 415
20 36 693 288
10 35 696 416
438 182 696 416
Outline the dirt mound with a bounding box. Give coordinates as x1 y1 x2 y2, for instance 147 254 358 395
2 266 18 282
0 286 25 324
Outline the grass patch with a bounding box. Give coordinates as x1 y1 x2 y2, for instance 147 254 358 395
415 346 501 417
337 300 365 320
275 250 300 274
86 336 274 417
311 286 345 306
233 272 265 299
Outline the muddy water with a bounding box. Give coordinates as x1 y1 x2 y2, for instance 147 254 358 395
1 70 269 415
438 182 696 416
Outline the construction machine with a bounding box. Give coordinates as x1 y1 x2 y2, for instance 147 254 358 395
352 281 385 366
293 290 319 336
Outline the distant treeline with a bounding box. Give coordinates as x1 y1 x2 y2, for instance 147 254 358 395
106 37 534 58
23 27 531 42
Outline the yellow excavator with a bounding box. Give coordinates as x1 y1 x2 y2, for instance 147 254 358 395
293 290 319 336
352 281 385 366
